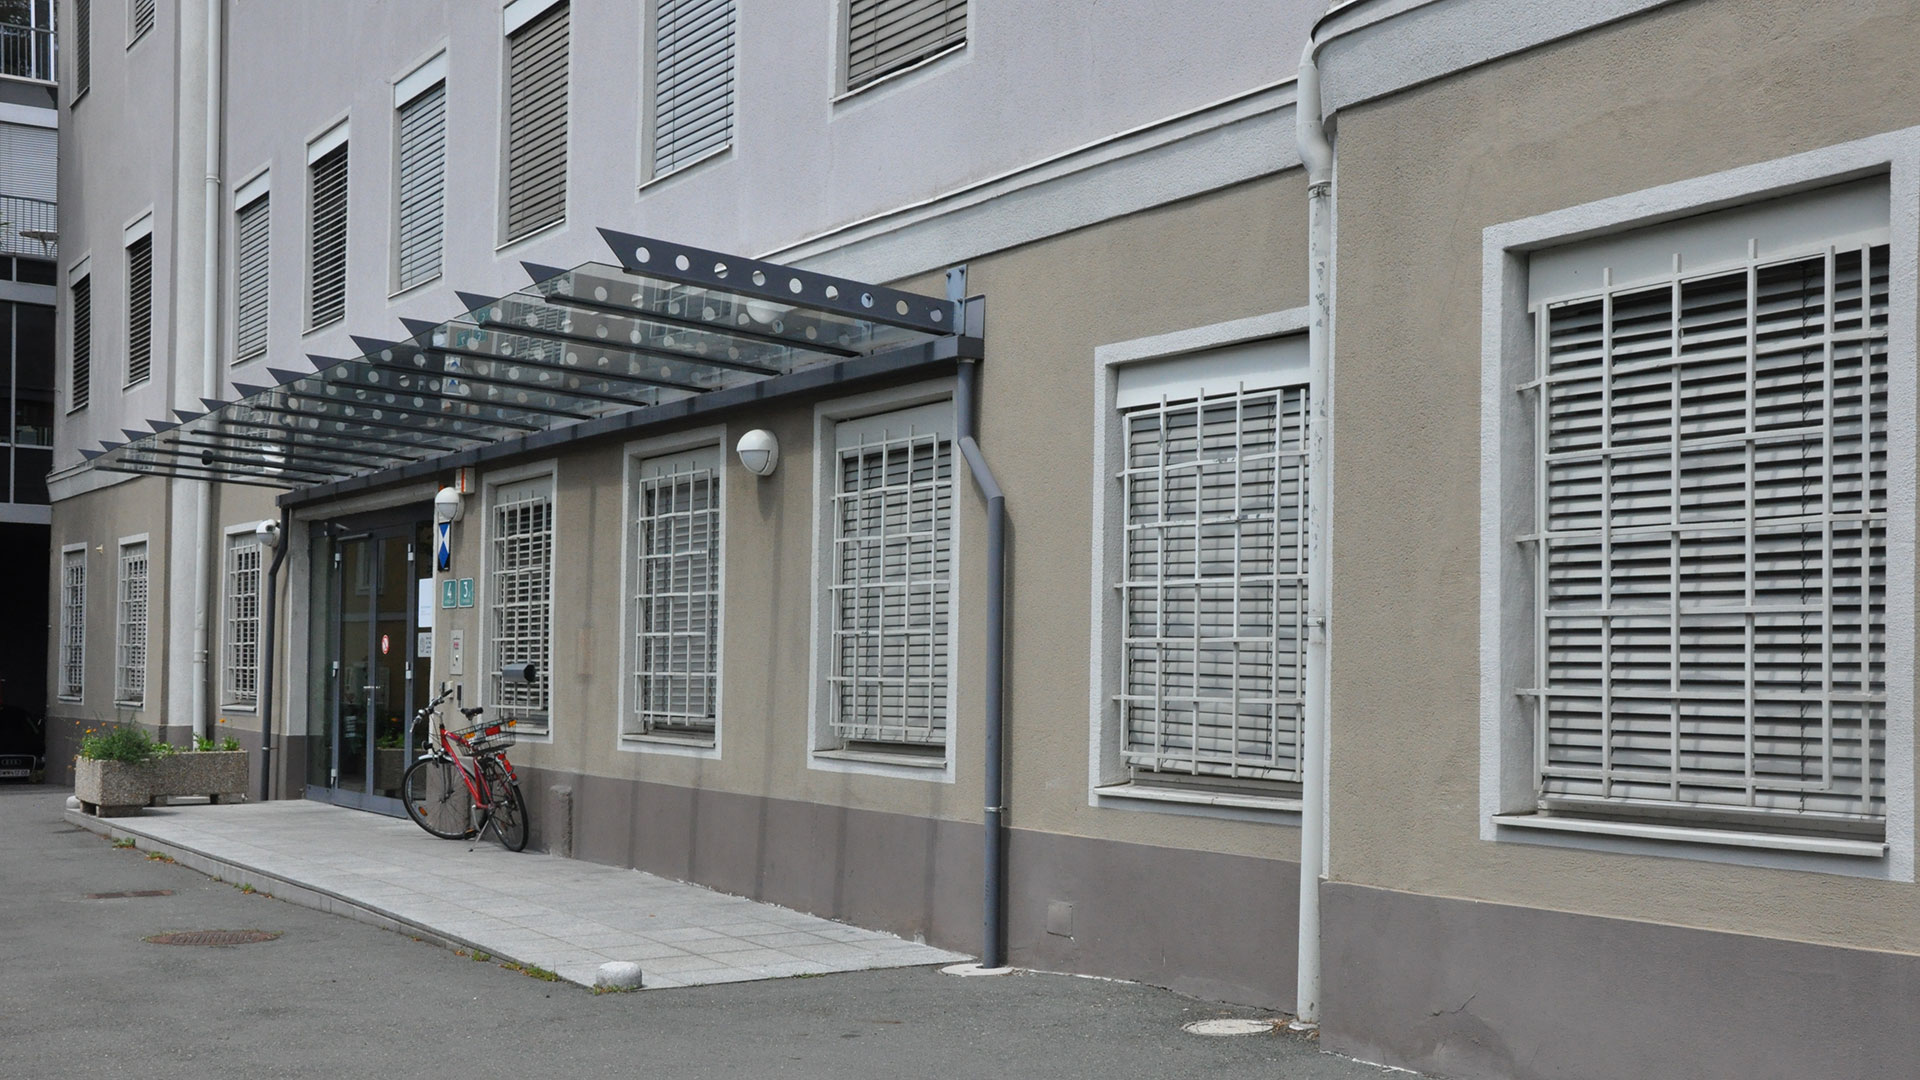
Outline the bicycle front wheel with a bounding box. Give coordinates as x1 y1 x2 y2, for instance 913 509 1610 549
401 757 479 840
485 766 529 852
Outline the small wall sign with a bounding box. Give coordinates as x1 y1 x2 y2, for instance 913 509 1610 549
458 577 475 608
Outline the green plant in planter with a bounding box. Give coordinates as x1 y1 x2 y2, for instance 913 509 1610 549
219 737 241 752
78 726 159 763
192 733 214 752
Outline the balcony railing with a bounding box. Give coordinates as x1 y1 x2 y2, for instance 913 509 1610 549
0 194 56 259
0 23 55 83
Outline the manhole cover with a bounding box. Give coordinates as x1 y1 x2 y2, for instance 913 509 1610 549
144 930 282 946
1182 1018 1276 1036
87 890 173 899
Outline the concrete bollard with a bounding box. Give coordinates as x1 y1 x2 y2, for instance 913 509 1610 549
596 960 643 990
546 784 574 859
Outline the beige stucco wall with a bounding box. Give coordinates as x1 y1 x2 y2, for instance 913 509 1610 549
1325 0 1920 951
399 172 1312 861
44 475 172 740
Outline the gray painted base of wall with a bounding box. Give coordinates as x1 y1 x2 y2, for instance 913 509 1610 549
1322 881 1920 1080
523 767 1299 1008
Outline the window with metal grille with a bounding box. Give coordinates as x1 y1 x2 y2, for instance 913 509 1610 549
69 274 89 411
395 79 445 291
116 540 146 705
1524 239 1889 833
234 193 269 359
628 445 720 742
845 0 964 92
308 142 348 328
125 234 150 387
504 0 567 241
828 404 953 753
59 547 84 701
129 0 151 41
224 534 262 706
74 0 90 97
489 475 553 734
1118 379 1308 787
650 0 732 179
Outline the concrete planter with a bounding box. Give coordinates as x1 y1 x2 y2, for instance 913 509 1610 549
74 758 151 817
149 751 249 803
374 748 407 792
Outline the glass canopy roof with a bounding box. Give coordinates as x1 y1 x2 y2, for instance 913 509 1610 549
83 230 975 494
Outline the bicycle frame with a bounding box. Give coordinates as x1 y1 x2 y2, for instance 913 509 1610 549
414 688 520 842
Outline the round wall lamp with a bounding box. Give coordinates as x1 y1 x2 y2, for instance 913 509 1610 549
434 486 465 523
736 429 780 477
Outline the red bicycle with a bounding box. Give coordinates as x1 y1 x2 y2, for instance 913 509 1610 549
401 676 530 852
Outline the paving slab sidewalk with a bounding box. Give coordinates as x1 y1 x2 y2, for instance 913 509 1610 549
65 799 967 989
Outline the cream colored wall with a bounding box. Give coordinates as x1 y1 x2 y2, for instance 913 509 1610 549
1325 0 1920 951
422 173 1313 862
44 475 172 737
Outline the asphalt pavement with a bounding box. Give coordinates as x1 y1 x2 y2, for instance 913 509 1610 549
2 784 1410 1079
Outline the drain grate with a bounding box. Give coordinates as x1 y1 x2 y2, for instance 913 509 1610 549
87 889 173 899
144 930 282 946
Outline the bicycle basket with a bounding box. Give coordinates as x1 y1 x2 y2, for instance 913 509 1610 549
448 716 518 752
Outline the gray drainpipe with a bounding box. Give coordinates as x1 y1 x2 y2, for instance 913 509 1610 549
949 268 1007 969
256 505 291 801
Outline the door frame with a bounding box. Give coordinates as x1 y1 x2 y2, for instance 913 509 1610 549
305 505 432 816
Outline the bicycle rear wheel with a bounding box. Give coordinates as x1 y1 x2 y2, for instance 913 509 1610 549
481 759 529 852
401 757 479 840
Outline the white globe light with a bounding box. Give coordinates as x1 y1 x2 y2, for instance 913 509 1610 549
736 429 780 477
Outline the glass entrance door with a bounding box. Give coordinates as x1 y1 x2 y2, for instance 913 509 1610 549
313 520 431 815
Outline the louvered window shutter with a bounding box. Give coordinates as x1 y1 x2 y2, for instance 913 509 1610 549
70 275 90 410
1119 386 1308 784
233 194 269 359
653 0 732 176
830 411 953 748
131 0 153 38
846 0 965 91
396 82 445 291
308 144 348 327
74 0 90 96
1533 244 1889 825
125 235 151 386
505 2 568 240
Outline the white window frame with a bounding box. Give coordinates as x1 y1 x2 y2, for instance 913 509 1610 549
305 118 350 333
834 0 968 100
122 212 153 390
640 0 734 187
221 524 264 710
114 533 148 707
618 427 726 758
1481 130 1920 879
126 0 152 47
1087 310 1313 823
499 0 569 247
481 461 557 740
232 168 270 362
390 48 448 296
808 381 960 783
58 542 87 703
67 254 91 415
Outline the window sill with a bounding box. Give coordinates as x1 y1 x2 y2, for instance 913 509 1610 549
496 218 565 255
620 731 717 756
1094 782 1302 819
834 41 966 104
218 705 257 715
388 273 442 303
816 747 947 769
1493 812 1887 859
640 145 730 192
